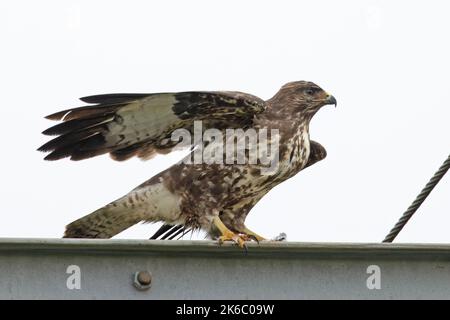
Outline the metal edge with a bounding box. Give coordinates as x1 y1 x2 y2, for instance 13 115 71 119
0 238 450 259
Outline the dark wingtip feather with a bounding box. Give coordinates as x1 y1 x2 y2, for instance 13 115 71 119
42 116 113 136
44 150 71 161
80 93 150 104
40 93 155 162
37 144 51 153
45 110 70 121
149 224 185 240
150 224 175 240
42 133 107 161
44 155 61 161
38 136 64 152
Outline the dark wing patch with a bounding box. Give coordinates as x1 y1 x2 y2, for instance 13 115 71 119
172 91 265 120
110 142 149 162
304 140 327 169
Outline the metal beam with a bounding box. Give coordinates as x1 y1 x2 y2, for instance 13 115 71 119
1 238 449 299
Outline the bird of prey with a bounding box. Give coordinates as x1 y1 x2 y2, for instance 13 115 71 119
39 81 336 247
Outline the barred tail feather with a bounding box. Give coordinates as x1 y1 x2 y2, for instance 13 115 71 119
63 204 142 239
63 181 182 239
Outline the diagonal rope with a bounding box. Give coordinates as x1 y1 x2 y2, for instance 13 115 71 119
383 154 450 243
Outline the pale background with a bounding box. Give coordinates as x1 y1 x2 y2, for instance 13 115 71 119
1 0 449 242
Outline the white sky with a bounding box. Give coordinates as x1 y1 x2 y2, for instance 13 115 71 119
0 0 449 243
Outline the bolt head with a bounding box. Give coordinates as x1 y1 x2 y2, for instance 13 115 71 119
133 271 152 290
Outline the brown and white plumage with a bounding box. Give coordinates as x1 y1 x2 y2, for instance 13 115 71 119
39 81 336 244
39 92 265 161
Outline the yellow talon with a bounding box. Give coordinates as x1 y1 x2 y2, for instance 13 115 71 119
241 227 266 242
213 216 247 249
218 232 247 249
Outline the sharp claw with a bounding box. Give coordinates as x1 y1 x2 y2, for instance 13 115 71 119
247 234 259 244
235 236 248 252
242 242 248 254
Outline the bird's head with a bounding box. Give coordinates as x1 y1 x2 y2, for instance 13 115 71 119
269 81 336 117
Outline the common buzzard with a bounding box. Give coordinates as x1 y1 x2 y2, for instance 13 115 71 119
39 81 336 247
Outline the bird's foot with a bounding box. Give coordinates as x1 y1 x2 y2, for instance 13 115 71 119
218 230 248 250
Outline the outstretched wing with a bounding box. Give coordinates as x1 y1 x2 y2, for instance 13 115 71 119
39 91 266 161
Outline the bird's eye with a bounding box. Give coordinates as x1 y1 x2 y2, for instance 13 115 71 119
305 88 315 95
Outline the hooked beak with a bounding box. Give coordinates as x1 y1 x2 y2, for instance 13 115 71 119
325 93 337 107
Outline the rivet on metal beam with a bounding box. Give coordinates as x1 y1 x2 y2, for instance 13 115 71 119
133 271 152 291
